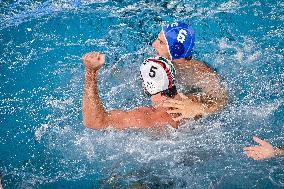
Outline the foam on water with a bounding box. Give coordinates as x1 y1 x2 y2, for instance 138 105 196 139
0 0 283 188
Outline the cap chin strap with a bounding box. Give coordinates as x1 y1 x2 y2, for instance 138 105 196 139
161 85 177 97
146 86 177 97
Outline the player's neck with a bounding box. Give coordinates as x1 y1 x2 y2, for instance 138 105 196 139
151 94 167 108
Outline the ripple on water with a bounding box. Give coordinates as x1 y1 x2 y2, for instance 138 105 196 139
0 0 284 188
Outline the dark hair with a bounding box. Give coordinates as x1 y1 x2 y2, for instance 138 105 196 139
185 55 192 61
161 85 177 98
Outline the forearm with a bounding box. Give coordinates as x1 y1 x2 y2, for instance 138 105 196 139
185 94 224 116
82 68 107 129
188 90 227 114
275 147 284 156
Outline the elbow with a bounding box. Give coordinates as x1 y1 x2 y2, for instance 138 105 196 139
216 97 228 110
213 91 229 111
219 94 228 109
83 117 107 130
82 107 108 129
211 99 227 113
205 96 228 114
83 120 96 129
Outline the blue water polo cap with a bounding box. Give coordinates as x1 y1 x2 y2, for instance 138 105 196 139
162 22 195 60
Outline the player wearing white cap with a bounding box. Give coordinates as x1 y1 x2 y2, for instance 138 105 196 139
82 52 181 129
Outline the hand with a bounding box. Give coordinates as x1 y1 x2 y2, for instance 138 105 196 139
162 93 206 121
243 136 275 160
82 52 105 71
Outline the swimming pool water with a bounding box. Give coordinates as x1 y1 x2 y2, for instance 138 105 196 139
0 0 283 188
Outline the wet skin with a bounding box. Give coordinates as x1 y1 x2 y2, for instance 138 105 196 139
82 52 179 129
152 31 228 121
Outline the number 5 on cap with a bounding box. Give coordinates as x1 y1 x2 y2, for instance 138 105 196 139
149 66 158 77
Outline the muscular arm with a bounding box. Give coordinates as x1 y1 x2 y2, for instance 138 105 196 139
82 68 107 129
82 69 144 129
82 53 176 129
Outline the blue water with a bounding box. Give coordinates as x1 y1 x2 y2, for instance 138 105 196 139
0 0 283 188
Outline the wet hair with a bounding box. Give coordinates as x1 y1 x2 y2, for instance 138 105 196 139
185 55 193 61
161 85 177 98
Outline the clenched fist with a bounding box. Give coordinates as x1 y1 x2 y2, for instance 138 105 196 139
82 52 105 71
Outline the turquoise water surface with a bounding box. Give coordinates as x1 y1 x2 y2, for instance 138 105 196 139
0 0 283 188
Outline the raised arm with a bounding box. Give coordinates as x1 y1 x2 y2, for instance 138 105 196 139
82 52 176 129
82 52 108 129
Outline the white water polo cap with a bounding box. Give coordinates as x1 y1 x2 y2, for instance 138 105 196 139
140 56 176 96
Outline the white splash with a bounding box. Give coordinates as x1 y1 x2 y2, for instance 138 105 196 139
35 124 49 141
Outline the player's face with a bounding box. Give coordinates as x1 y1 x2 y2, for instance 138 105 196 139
152 31 170 60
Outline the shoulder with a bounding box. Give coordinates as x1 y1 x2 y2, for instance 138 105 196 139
189 59 215 74
133 107 178 129
175 59 216 76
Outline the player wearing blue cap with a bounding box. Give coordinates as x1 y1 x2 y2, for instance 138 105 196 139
152 22 227 121
82 52 182 129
